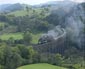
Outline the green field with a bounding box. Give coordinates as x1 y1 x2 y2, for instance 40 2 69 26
8 10 38 17
31 33 42 44
0 33 23 40
8 10 29 16
0 33 41 44
0 22 6 26
7 9 50 17
17 63 68 69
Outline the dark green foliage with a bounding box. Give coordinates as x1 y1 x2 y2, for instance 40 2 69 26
81 2 85 11
0 44 39 69
0 45 22 69
23 31 32 44
54 54 64 66
18 45 30 59
0 14 8 22
6 37 15 45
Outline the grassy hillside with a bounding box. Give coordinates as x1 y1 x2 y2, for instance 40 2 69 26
0 33 41 44
7 8 50 17
7 9 38 17
31 33 42 44
8 10 29 16
0 22 6 26
0 33 23 40
17 63 68 69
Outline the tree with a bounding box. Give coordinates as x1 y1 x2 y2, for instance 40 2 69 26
28 46 37 63
7 37 15 45
55 54 64 66
0 45 5 66
0 14 8 22
17 45 37 64
17 45 29 59
32 9 36 13
44 7 49 12
0 46 22 69
0 65 4 69
23 31 32 45
40 10 45 16
26 6 32 12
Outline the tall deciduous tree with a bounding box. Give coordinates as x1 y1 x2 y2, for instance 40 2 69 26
23 31 32 45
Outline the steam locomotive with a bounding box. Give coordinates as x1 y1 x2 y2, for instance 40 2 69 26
38 35 55 44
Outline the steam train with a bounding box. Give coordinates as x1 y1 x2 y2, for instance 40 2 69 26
38 35 55 44
38 26 66 44
33 26 67 54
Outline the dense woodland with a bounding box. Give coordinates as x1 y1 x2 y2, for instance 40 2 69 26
0 1 85 69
